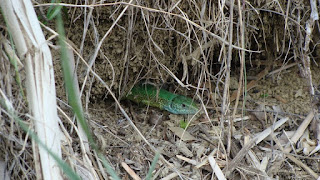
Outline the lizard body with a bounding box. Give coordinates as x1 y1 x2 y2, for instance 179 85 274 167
126 84 199 114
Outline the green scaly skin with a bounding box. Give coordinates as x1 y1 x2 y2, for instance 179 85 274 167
126 84 199 114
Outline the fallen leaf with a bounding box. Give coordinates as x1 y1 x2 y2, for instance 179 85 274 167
168 127 196 141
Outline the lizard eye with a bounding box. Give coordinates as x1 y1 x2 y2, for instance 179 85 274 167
182 103 186 108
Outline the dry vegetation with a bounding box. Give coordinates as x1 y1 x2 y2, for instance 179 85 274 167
1 0 320 179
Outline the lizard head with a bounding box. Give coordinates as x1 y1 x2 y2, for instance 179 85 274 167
168 95 199 114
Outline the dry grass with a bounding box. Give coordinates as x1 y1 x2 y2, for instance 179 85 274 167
1 0 320 179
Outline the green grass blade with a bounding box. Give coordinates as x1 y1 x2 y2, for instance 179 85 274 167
47 0 62 20
145 152 160 180
54 3 121 179
0 99 81 180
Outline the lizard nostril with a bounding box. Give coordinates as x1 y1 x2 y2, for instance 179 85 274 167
182 104 186 108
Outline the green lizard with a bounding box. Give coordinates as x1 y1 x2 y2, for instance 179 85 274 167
126 84 199 114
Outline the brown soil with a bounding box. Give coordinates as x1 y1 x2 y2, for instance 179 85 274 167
2 0 320 179
45 1 320 179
